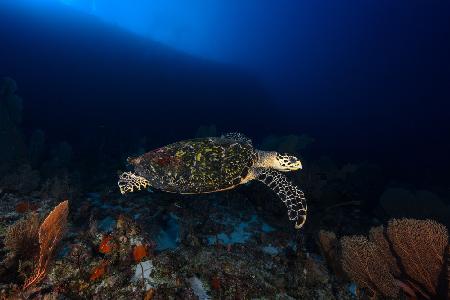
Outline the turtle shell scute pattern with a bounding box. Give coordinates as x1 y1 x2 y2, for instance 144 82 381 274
131 138 257 194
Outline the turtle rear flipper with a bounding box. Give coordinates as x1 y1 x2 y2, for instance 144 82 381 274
118 172 150 194
256 169 307 229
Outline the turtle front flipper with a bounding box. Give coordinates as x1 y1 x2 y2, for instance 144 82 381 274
256 169 307 229
118 172 150 194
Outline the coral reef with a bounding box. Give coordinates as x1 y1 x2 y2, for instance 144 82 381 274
387 219 448 298
0 78 78 201
0 200 68 299
1 213 40 284
316 230 345 280
447 245 450 300
338 218 449 299
0 77 22 124
0 77 26 177
0 84 447 299
379 188 450 226
0 188 361 299
49 214 155 299
23 200 69 289
28 129 46 168
47 141 73 170
4 213 40 261
0 164 40 194
39 171 81 201
341 235 399 298
368 226 400 276
301 158 384 210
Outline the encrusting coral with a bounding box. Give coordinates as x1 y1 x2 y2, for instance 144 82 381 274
339 218 449 299
49 214 155 299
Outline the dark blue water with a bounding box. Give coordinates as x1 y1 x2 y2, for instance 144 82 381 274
1 0 449 186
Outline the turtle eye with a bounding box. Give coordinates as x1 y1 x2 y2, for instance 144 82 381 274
289 157 297 164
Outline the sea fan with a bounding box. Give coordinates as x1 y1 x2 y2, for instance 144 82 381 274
23 200 69 290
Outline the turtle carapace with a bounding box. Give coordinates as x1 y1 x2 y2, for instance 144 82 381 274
118 133 307 229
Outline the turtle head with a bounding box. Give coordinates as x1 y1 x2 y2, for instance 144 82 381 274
274 153 302 171
258 151 302 171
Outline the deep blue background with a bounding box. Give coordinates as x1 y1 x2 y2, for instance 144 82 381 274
1 0 449 186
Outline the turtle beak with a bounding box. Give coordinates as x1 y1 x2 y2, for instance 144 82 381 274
294 159 302 170
288 156 302 170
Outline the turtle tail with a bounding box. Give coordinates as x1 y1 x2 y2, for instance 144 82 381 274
127 156 141 165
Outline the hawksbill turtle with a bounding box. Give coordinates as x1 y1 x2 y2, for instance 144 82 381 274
118 133 307 229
